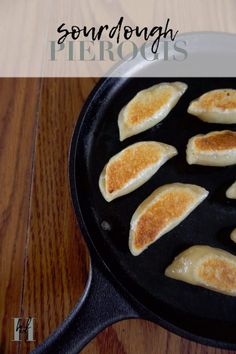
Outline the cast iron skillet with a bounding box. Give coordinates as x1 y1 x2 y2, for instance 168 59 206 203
32 77 236 354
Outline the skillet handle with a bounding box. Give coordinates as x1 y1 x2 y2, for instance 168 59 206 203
31 256 139 354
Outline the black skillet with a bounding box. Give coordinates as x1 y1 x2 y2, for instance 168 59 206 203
32 77 236 354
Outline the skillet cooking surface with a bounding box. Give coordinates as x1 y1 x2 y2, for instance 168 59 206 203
73 78 236 343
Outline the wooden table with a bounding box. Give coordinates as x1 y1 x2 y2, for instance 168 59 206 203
0 78 235 354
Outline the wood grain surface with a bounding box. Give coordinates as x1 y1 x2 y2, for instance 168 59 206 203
0 79 41 354
0 77 236 354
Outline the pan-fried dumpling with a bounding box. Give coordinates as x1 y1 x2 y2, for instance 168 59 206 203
230 229 236 243
129 183 208 256
118 82 187 141
186 130 236 166
99 141 177 202
187 89 236 123
226 181 236 199
165 245 236 296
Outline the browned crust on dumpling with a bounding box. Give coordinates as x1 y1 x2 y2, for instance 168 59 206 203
106 144 161 193
194 131 236 152
195 89 236 111
134 190 194 249
197 257 236 292
125 86 173 125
